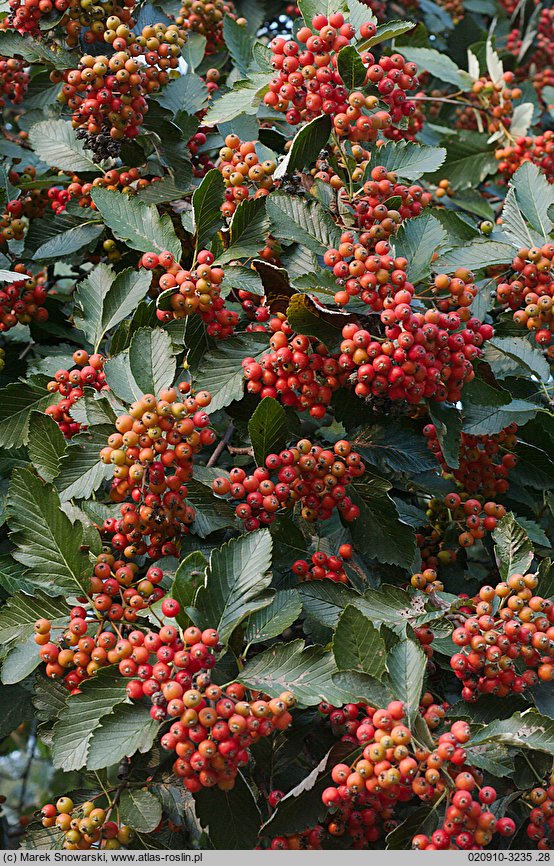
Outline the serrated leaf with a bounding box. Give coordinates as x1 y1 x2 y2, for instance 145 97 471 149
192 168 225 251
135 176 191 205
395 212 446 284
55 427 113 501
403 46 473 90
129 327 176 396
248 397 287 466
223 15 253 75
330 670 394 706
298 0 347 27
75 264 151 352
427 402 461 469
286 293 343 347
69 391 117 428
33 223 103 261
372 140 446 180
173 550 207 627
28 412 66 482
483 337 550 383
512 162 554 238
299 581 359 627
386 807 438 850
239 639 346 705
333 605 386 678
104 352 144 404
86 703 159 771
462 398 540 435
470 710 554 754
0 684 33 736
501 186 541 248
492 513 534 580
91 188 181 259
428 131 498 190
266 193 341 254
28 120 97 173
217 196 270 263
33 676 68 723
203 75 269 125
186 477 235 538
7 468 90 595
352 424 437 475
0 30 76 68
196 332 267 412
349 474 417 570
157 73 209 117
435 238 515 270
355 585 429 636
509 102 533 139
0 379 54 450
360 19 416 48
119 789 162 833
244 590 301 644
194 530 273 643
194 772 260 849
387 638 427 723
51 667 128 771
337 44 367 89
485 38 503 84
274 114 331 181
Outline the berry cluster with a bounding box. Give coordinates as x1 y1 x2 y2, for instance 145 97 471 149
424 423 517 499
243 322 347 418
124 625 295 791
33 561 166 689
48 167 157 214
456 71 522 140
324 236 412 308
430 269 479 312
340 311 491 405
0 265 48 332
56 21 186 158
217 135 276 217
0 55 29 106
525 782 554 848
496 245 554 350
176 0 235 54
349 167 431 239
40 797 133 850
451 577 554 701
264 14 418 141
442 492 507 549
495 132 554 183
148 249 238 337
212 439 364 529
410 567 444 594
318 704 515 849
4 0 135 43
45 350 107 437
292 544 353 583
99 385 214 558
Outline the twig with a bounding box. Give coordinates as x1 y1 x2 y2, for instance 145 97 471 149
207 422 235 467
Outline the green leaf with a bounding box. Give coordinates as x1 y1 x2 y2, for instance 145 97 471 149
119 789 162 833
386 807 438 850
248 397 288 466
194 530 273 644
195 772 260 849
330 670 394 706
403 46 473 89
196 332 267 412
427 402 461 469
298 0 347 27
501 186 543 248
435 238 515 271
352 424 437 475
28 412 66 482
368 20 418 47
129 327 176 396
538 558 554 600
274 114 332 181
172 550 207 628
349 474 417 570
483 337 550 383
69 392 117 428
7 468 90 595
395 212 446 284
333 605 387 678
223 15 253 75
244 589 302 644
186 477 235 538
217 196 270 263
299 581 359 628
33 676 69 724
470 710 554 754
372 140 446 180
55 427 113 502
74 264 151 352
2 633 42 684
355 585 428 636
192 168 225 251
462 398 540 436
28 120 97 173
51 667 129 771
239 640 346 706
511 162 554 238
203 74 269 125
387 638 427 723
33 223 103 261
266 193 341 254
86 704 159 771
104 352 144 403
0 684 33 736
0 30 77 68
91 188 181 259
157 73 209 116
492 513 534 580
427 131 498 190
0 379 54 450
337 45 367 89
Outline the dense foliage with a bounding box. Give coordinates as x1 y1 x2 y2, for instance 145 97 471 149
0 0 554 851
